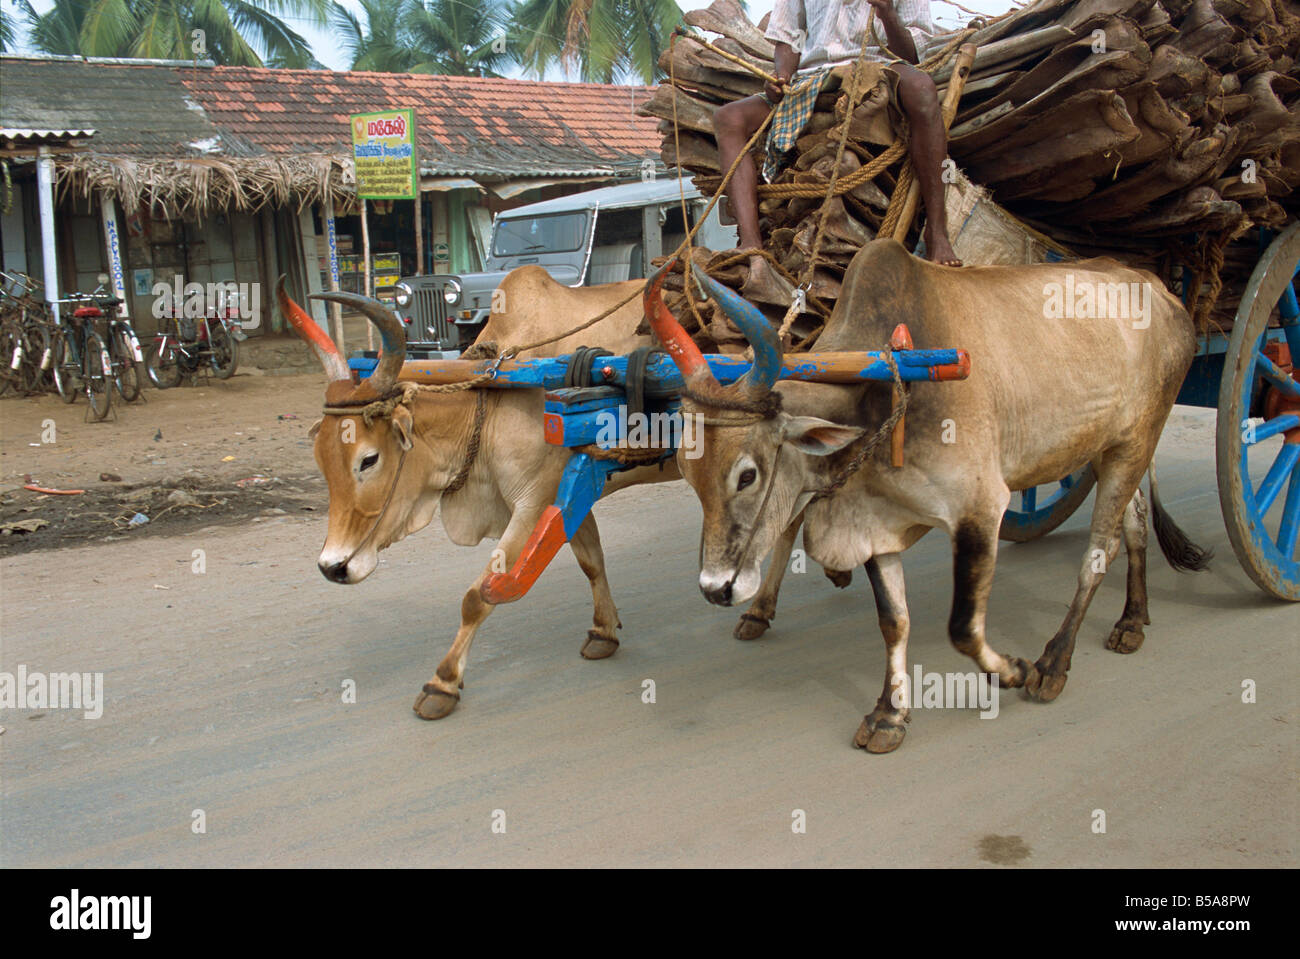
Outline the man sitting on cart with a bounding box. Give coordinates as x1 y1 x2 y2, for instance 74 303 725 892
714 0 962 303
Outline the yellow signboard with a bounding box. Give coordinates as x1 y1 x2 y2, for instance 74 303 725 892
351 109 418 200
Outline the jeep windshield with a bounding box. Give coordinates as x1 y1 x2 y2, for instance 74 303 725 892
492 212 589 258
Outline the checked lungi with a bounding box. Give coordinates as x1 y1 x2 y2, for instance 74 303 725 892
762 67 832 184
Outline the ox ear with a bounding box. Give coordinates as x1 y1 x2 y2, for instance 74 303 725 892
781 416 863 456
308 418 323 440
391 405 414 451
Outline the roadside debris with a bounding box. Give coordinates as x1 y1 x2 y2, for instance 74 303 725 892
128 512 150 527
100 473 122 482
23 485 85 495
2 518 48 534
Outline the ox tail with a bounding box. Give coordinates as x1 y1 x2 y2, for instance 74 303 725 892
1148 461 1213 572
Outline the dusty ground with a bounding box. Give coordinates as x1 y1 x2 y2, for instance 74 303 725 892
0 369 332 555
0 397 1296 867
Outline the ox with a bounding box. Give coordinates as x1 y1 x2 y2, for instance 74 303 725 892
650 238 1210 753
278 268 839 720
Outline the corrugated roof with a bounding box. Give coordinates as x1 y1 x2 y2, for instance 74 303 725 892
0 56 662 178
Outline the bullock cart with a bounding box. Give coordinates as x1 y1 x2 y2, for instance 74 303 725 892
631 0 1300 599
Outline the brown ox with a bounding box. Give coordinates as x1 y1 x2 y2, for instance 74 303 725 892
651 239 1210 753
279 267 834 720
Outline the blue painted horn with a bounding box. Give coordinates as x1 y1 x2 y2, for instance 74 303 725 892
691 270 782 393
312 291 406 392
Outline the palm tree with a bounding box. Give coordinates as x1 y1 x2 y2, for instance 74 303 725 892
401 0 512 77
512 0 681 83
333 0 513 77
331 0 418 73
20 0 331 67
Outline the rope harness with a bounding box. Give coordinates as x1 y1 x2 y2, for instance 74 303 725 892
681 346 906 598
318 382 487 570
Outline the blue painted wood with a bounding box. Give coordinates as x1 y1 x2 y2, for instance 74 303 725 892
358 349 969 389
553 453 613 540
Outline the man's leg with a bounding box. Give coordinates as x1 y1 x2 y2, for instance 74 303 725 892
713 95 786 297
891 63 962 267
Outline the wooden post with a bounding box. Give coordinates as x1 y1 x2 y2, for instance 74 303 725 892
360 198 374 351
891 43 977 245
413 190 424 277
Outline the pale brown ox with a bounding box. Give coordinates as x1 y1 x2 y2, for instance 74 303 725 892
279 267 833 720
651 239 1211 753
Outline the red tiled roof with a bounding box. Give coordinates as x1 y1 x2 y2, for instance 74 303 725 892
0 57 663 178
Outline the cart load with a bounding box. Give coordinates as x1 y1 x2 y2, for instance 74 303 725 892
638 0 1300 344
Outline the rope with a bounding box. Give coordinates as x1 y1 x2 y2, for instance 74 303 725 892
812 346 907 501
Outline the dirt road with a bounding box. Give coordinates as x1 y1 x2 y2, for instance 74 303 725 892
1 399 1296 867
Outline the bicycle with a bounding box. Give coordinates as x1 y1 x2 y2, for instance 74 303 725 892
147 293 242 389
0 271 52 396
49 294 114 420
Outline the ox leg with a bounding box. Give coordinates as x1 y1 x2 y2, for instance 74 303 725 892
735 513 802 640
413 507 543 720
949 516 1039 690
855 554 911 754
1027 461 1141 702
1106 490 1151 654
569 514 622 660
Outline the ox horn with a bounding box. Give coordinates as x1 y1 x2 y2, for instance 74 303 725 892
644 260 716 389
692 270 782 394
311 291 407 393
277 275 351 382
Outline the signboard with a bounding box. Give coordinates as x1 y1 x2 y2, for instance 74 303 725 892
351 109 418 200
433 242 450 265
100 198 129 316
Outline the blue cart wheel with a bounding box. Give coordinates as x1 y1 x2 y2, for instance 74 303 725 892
999 466 1096 542
1215 221 1300 600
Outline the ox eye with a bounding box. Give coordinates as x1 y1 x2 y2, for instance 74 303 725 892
737 467 757 491
359 453 379 473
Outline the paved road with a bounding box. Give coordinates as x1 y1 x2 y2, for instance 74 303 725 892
2 407 1296 867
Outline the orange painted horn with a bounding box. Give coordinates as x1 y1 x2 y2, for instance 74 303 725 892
643 259 714 385
276 275 350 382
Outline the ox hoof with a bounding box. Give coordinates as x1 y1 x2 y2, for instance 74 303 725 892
854 709 908 754
581 631 620 660
413 684 460 720
734 613 771 641
1106 622 1146 654
825 568 853 589
1025 668 1068 703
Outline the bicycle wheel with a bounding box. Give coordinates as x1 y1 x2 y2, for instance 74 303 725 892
113 328 142 401
51 330 79 403
0 324 21 396
147 339 182 389
20 322 50 393
83 329 112 421
209 323 238 379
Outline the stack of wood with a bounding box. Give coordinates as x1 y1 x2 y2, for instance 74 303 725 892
638 0 1300 340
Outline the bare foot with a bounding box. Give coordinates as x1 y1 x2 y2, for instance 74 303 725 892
924 223 963 267
740 255 794 306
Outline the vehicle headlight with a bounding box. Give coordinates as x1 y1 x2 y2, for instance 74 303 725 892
394 282 412 307
443 280 462 305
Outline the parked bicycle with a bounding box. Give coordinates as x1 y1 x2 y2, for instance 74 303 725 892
147 288 244 388
49 293 115 420
0 272 53 397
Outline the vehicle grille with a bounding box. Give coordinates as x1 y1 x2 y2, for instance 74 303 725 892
410 285 454 345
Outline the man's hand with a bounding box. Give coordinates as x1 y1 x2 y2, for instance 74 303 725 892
866 0 919 64
767 41 799 104
765 75 790 104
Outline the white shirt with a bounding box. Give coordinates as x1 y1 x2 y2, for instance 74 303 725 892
764 0 936 74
